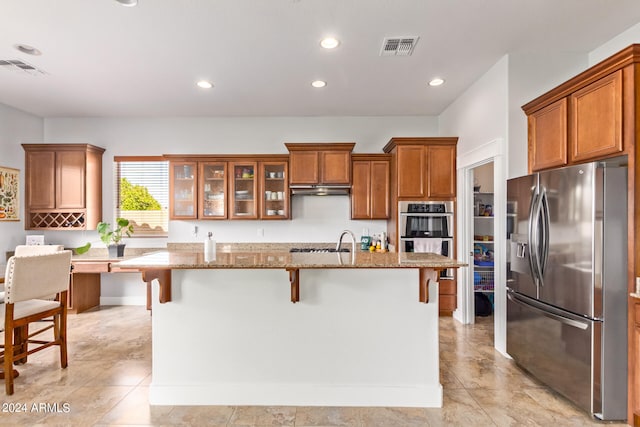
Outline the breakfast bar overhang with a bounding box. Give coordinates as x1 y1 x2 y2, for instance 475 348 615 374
116 248 465 407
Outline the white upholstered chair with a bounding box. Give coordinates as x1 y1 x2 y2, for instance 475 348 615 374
2 245 65 302
13 244 65 256
1 250 72 395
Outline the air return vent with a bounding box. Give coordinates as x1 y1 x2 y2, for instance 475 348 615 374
0 59 46 75
380 37 419 56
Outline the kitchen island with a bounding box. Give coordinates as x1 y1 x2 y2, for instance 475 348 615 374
116 244 465 407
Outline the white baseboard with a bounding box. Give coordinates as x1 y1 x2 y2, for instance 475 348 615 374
100 296 146 306
149 383 443 407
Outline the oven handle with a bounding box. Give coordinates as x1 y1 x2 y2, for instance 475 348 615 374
399 212 454 217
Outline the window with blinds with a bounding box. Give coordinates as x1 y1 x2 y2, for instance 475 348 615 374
114 157 169 237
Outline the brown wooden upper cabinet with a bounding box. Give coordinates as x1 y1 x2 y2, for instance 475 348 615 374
383 137 457 201
523 52 629 172
167 155 290 221
528 98 568 172
22 144 104 230
351 154 390 219
285 143 355 186
569 70 623 163
169 161 198 219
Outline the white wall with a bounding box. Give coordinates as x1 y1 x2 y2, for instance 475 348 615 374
589 22 640 66
437 51 587 352
507 53 588 178
0 103 43 260
438 56 509 161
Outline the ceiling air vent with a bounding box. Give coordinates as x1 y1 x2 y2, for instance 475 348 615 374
380 36 419 56
0 59 46 76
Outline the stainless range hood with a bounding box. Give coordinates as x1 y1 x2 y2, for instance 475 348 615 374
290 185 351 196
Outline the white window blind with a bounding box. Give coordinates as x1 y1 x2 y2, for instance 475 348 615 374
114 157 169 237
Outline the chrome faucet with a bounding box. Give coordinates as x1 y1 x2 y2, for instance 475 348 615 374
336 229 356 253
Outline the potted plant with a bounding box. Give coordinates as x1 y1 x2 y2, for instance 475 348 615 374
98 218 134 258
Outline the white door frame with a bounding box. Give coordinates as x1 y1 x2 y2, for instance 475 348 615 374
455 138 508 356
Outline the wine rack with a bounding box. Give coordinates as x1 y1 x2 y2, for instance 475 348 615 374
29 212 86 229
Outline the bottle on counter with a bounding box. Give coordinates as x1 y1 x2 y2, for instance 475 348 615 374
360 228 371 251
204 232 216 262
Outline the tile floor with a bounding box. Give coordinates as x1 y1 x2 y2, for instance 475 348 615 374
0 306 629 426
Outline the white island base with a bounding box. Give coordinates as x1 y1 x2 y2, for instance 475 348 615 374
149 268 441 407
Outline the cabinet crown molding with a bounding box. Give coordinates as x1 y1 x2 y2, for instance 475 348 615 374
22 143 105 154
522 43 640 114
284 142 355 152
383 137 458 153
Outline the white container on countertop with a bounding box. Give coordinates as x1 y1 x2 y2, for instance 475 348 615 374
204 232 216 262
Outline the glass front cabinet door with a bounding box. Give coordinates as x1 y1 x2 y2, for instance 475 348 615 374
199 162 227 219
229 161 258 219
260 162 289 219
170 161 197 219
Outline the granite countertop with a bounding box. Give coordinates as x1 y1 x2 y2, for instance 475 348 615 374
70 247 162 262
114 244 467 270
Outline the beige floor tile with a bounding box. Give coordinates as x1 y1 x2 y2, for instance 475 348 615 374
425 388 496 426
0 307 626 426
294 406 361 426
35 385 133 426
84 359 151 386
468 387 564 427
164 405 234 426
95 386 172 425
360 407 428 427
229 406 296 426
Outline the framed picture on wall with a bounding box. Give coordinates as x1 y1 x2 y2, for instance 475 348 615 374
0 166 19 221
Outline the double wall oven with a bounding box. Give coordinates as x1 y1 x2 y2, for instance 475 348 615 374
399 201 454 279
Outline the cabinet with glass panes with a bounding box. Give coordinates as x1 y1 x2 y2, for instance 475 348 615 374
200 162 227 218
170 161 197 219
260 161 289 219
229 161 258 219
169 156 290 220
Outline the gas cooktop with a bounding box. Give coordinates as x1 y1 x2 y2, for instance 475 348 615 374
289 248 350 253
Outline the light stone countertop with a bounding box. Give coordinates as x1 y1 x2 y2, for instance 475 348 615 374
114 247 467 270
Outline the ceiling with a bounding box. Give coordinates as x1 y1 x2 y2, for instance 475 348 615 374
1 0 639 118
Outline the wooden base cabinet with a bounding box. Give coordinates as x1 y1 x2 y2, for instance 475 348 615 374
439 276 457 316
23 144 105 230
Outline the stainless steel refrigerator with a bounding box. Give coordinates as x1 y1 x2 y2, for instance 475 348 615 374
506 158 627 421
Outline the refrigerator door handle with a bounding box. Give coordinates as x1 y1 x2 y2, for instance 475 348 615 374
507 289 590 330
527 189 539 283
539 187 550 276
528 189 544 285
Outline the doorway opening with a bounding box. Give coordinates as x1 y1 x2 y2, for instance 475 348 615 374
471 162 495 325
455 137 507 355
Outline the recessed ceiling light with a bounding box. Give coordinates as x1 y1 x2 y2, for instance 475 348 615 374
197 80 213 89
320 37 340 49
14 44 41 56
428 78 445 87
311 80 327 88
115 0 138 6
